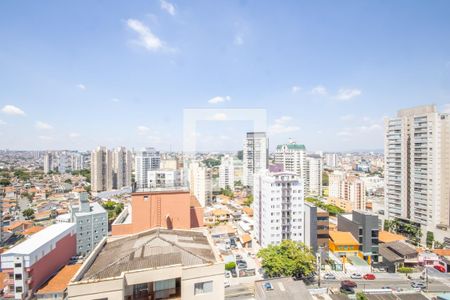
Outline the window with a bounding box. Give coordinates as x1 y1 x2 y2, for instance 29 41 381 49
14 263 21 268
194 281 213 295
15 274 22 280
15 286 23 293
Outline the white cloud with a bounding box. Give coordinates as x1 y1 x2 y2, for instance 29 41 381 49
208 96 231 104
335 88 362 101
69 132 80 138
1 105 26 116
137 125 150 135
0 120 6 125
111 98 120 103
160 0 176 16
127 19 165 52
291 85 301 94
269 116 300 134
38 135 53 141
310 85 327 96
340 114 354 121
35 121 53 130
76 84 86 91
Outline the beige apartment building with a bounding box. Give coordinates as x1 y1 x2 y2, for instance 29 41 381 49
384 105 450 231
328 172 366 210
68 228 224 300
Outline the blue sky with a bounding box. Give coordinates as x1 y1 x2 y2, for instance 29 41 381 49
1 0 450 152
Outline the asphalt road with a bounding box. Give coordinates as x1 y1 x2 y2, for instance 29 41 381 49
313 278 450 293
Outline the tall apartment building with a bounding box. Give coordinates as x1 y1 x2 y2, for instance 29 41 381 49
274 140 306 179
305 154 323 196
90 147 113 193
219 155 235 190
43 152 53 174
275 140 323 196
112 147 132 189
1 223 76 299
243 132 268 188
385 105 450 231
135 148 161 189
70 152 86 171
304 203 330 253
329 172 366 210
324 153 338 168
68 192 108 256
148 169 182 188
253 171 305 247
189 161 212 207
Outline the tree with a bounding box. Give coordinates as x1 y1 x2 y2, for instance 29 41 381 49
22 208 35 219
237 150 243 160
0 178 11 186
243 194 253 207
426 231 434 248
322 172 329 187
64 178 72 184
225 262 236 271
356 292 368 300
257 240 315 278
398 266 414 277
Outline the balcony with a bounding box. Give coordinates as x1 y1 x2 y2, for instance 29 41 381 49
125 287 181 300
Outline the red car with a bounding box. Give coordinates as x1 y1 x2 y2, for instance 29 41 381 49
363 274 376 280
341 280 357 288
434 265 446 273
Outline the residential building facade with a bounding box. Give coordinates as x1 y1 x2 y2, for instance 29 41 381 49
1 223 76 299
188 161 212 207
243 132 268 188
254 171 305 247
135 147 161 189
384 105 450 232
90 146 113 193
112 146 132 189
219 155 235 191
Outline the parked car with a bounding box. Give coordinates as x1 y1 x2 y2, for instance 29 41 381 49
235 254 243 260
225 271 231 278
230 268 237 278
224 280 231 288
411 281 426 289
323 273 336 280
434 265 446 273
363 273 376 280
237 263 247 269
340 286 355 294
341 280 357 288
263 282 274 291
350 273 362 279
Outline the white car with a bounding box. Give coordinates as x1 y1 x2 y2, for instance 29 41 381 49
350 273 362 279
224 280 231 288
323 273 336 280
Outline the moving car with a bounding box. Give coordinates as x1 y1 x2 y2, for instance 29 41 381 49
363 273 376 280
434 265 446 273
341 280 357 288
225 271 231 278
235 254 243 260
350 273 362 279
224 280 231 288
411 281 426 289
340 286 355 294
323 273 336 280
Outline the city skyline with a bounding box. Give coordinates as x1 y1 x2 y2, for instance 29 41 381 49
1 1 450 151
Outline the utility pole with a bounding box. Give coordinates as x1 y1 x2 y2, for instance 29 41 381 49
317 247 322 288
